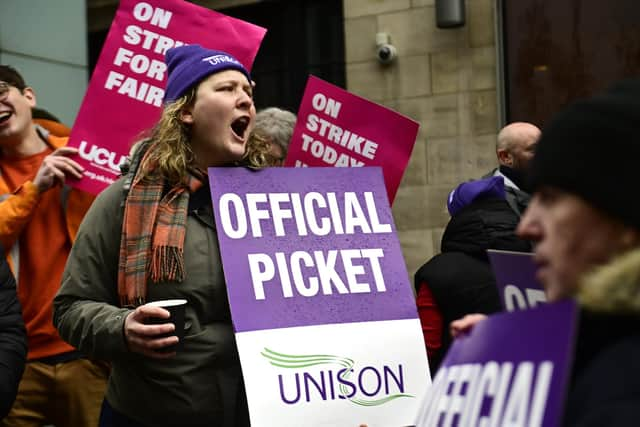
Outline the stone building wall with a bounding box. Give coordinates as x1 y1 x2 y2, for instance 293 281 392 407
343 0 500 278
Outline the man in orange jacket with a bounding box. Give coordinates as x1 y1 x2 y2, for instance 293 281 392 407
0 65 107 426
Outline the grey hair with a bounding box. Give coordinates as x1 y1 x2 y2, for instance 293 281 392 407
253 107 297 154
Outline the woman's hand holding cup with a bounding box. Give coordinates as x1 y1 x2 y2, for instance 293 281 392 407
124 300 186 358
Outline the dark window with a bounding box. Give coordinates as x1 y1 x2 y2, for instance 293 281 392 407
502 0 640 127
88 29 109 77
221 0 345 113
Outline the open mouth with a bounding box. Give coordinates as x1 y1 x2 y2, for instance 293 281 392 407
231 116 250 140
0 111 11 125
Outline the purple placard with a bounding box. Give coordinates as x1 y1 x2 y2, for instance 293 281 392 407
208 167 418 332
415 300 577 427
487 249 547 311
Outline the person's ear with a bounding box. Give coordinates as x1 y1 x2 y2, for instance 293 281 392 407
497 148 512 166
23 87 37 108
180 105 193 125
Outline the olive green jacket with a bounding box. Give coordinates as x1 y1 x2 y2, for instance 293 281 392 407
53 177 248 427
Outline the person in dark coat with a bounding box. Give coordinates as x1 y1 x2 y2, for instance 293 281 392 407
516 79 640 426
0 245 27 419
414 176 531 374
451 79 640 426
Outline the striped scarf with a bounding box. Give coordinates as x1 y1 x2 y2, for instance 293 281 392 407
118 144 204 307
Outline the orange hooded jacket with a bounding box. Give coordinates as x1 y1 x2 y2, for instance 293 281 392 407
0 132 94 274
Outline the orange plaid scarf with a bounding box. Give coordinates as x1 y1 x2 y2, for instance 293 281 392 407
118 145 204 307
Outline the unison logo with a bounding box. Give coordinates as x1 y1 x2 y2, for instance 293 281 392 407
262 348 414 406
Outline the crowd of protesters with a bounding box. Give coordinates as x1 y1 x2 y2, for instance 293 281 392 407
449 79 640 426
414 121 538 373
1 31 639 427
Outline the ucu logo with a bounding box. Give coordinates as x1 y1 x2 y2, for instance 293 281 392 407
202 54 239 66
78 141 126 173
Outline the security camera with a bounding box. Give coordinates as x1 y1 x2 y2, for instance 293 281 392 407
375 32 397 65
376 44 397 65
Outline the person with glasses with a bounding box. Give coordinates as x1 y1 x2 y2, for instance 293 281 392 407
0 66 107 427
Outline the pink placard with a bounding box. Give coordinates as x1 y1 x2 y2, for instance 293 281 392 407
67 0 266 194
284 75 420 204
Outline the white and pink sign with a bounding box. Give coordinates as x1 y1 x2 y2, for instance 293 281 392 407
284 76 420 204
67 0 266 194
208 166 430 427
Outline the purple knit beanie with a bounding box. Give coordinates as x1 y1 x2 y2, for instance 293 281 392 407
163 44 251 103
447 175 506 216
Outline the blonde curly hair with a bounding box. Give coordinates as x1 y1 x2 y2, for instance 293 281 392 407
240 107 296 169
241 131 281 169
138 87 197 185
